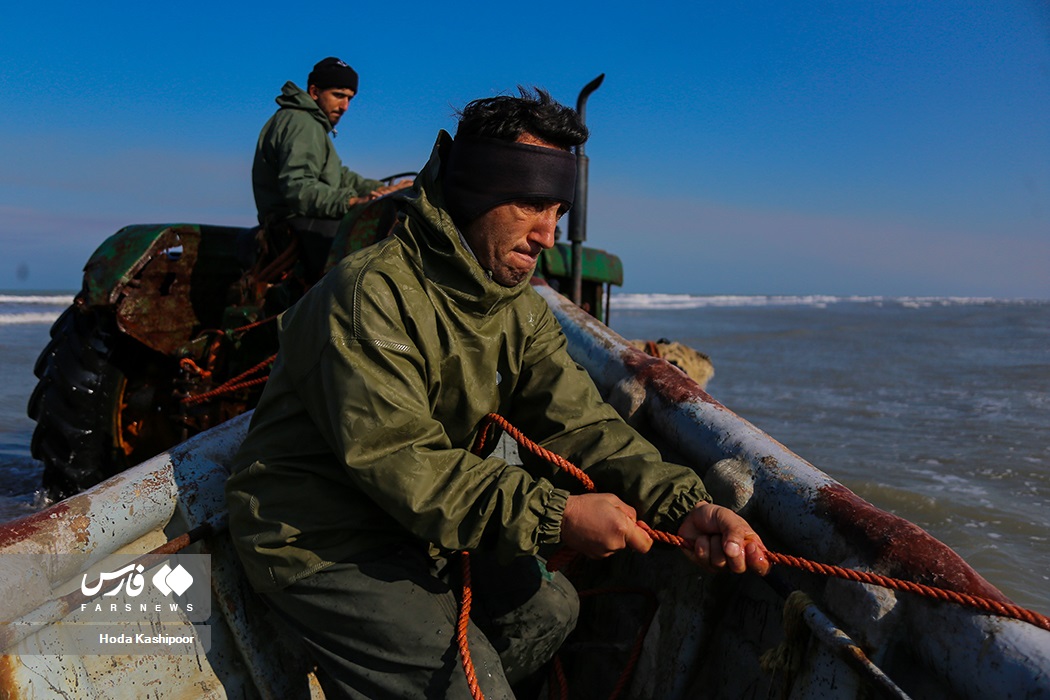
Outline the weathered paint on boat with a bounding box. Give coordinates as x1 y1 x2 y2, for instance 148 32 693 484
1 282 1047 699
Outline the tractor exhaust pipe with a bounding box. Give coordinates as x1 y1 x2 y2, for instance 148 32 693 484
569 74 604 306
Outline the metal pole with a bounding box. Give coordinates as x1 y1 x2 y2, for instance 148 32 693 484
569 74 604 306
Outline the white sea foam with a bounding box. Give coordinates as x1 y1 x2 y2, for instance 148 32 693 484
0 295 69 325
0 312 62 325
0 295 72 305
608 293 1030 310
609 294 860 309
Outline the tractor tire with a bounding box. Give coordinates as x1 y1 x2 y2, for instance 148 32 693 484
27 303 179 501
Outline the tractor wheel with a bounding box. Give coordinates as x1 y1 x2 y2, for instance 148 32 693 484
27 303 180 501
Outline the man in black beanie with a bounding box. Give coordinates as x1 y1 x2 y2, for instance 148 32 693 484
252 57 413 277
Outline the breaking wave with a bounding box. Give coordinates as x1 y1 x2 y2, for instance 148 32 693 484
0 294 71 325
608 294 1030 310
0 295 73 305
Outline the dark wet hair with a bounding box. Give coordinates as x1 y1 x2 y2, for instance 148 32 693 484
454 87 588 150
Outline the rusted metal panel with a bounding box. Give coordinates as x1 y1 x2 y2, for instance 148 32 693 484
0 449 183 698
81 223 206 355
115 225 203 355
83 224 173 308
4 629 231 699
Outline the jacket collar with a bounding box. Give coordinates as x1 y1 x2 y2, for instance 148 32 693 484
276 81 333 132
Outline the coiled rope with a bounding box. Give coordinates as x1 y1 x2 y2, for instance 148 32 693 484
457 413 1050 699
180 315 280 406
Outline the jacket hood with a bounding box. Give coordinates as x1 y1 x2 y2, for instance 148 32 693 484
397 130 536 315
274 81 332 132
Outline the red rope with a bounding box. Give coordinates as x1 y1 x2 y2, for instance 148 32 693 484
548 657 568 700
764 551 1050 632
180 354 276 406
178 314 280 407
642 504 1050 632
475 414 594 491
229 314 279 334
456 552 484 700
178 357 212 379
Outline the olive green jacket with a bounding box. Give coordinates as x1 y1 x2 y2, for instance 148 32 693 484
251 81 384 223
226 131 710 592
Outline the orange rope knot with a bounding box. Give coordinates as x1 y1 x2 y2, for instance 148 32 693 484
178 357 212 379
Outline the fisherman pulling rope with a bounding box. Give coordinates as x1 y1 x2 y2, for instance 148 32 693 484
225 87 770 699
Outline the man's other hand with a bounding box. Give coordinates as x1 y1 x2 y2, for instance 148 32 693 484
678 502 769 575
369 179 415 199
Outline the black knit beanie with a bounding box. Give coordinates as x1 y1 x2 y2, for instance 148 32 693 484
308 57 359 92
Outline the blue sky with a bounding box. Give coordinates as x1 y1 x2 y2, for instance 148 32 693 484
1 1 1047 297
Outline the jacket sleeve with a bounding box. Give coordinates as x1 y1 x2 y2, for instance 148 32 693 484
507 300 711 532
271 113 383 218
287 269 569 561
338 167 385 200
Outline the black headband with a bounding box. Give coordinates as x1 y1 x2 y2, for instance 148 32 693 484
443 135 577 224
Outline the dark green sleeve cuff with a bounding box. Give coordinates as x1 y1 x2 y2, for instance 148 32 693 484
653 482 712 531
537 487 570 545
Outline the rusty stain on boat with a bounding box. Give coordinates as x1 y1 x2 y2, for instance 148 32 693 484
622 345 726 408
70 513 91 545
816 482 1008 602
0 654 18 700
0 501 71 550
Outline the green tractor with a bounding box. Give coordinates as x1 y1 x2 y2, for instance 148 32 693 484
27 175 623 502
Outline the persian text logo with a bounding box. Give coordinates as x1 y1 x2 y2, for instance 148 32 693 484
81 563 194 598
81 564 146 597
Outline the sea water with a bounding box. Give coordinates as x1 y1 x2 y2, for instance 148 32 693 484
1 292 1048 616
609 294 1050 616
